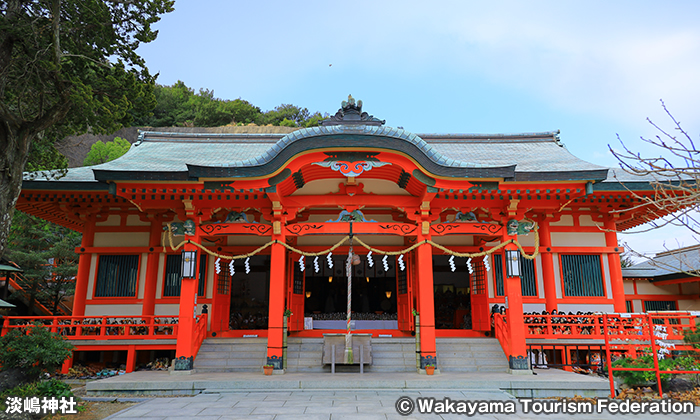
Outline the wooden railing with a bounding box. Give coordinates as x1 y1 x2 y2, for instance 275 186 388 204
524 312 698 346
493 313 511 359
1 316 179 340
601 312 700 397
191 313 208 356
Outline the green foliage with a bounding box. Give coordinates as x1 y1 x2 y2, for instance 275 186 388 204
613 354 675 387
83 137 131 166
1 379 73 400
133 81 325 128
0 0 174 260
7 211 81 314
683 321 700 362
0 324 74 381
612 351 699 388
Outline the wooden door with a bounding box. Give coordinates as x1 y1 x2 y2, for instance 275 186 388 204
470 256 490 331
211 270 231 333
396 253 415 331
286 257 305 331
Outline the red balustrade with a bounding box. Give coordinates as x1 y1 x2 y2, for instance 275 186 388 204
1 315 179 340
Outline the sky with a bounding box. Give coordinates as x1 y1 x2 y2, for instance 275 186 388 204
136 0 700 260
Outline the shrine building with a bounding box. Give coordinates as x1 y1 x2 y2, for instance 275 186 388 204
15 98 671 373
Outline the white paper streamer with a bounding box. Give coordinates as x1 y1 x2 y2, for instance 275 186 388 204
215 257 221 274
298 255 305 272
367 251 374 267
327 252 333 268
449 255 456 272
483 255 490 272
245 257 251 274
466 258 474 274
314 256 320 273
398 254 405 271
382 255 389 272
229 259 235 276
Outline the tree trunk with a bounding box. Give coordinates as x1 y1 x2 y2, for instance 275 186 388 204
0 125 34 261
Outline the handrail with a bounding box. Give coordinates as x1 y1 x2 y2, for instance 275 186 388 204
603 312 700 398
523 312 697 345
1 315 179 340
494 313 511 359
191 313 208 356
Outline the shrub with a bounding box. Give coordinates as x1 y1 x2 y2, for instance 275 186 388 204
0 323 74 381
612 351 699 388
1 378 73 399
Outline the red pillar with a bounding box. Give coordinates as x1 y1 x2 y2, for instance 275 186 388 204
175 233 200 368
126 345 137 373
605 219 626 312
539 220 558 312
504 241 530 372
142 219 163 316
266 237 286 369
72 217 95 317
415 233 437 370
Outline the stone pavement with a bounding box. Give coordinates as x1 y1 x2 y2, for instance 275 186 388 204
104 389 698 420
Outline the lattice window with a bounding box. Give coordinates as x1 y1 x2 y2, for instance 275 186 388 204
95 255 139 297
626 300 633 313
493 254 504 296
163 254 207 297
643 300 677 312
560 255 604 297
293 262 304 295
471 257 486 295
520 258 537 297
217 271 230 295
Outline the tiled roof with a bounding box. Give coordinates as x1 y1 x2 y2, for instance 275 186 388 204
622 245 700 279
22 126 624 185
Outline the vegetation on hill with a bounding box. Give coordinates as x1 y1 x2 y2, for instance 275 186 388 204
133 81 326 128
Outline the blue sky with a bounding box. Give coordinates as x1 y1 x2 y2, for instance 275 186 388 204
136 1 700 259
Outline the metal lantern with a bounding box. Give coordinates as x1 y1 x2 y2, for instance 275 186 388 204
505 250 521 277
181 250 197 278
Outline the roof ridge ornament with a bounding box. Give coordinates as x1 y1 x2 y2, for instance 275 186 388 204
322 95 386 126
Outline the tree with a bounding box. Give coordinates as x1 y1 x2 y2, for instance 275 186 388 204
6 211 81 315
0 323 74 381
610 101 700 270
0 0 175 260
83 137 131 166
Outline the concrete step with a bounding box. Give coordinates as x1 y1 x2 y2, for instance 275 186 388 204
194 337 269 372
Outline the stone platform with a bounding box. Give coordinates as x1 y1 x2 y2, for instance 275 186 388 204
86 368 611 398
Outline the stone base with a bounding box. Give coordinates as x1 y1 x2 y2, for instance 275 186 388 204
170 369 196 376
508 368 533 375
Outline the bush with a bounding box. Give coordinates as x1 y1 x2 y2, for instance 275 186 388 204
613 351 699 388
0 323 74 381
0 379 73 399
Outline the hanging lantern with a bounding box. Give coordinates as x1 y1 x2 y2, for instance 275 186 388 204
181 250 197 278
505 250 521 277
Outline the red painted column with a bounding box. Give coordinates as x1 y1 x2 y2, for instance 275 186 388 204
266 236 286 369
142 218 163 316
539 220 558 312
415 232 437 370
175 232 200 366
504 240 529 372
72 217 95 317
605 219 626 313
